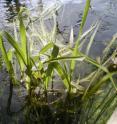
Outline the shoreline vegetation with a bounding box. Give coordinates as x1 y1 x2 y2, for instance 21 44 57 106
0 0 117 123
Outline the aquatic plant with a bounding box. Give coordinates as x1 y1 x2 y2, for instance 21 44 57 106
0 0 117 123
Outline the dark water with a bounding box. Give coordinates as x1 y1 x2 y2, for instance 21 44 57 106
57 0 117 56
1 0 117 46
0 0 117 123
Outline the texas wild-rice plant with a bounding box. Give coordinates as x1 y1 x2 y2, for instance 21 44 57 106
0 0 117 123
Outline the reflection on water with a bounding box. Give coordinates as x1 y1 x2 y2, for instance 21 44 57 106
0 0 43 24
4 0 22 21
0 0 84 24
0 0 45 30
0 0 21 22
0 0 23 29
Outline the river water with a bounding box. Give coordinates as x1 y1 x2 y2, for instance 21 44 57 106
0 0 117 123
1 0 117 55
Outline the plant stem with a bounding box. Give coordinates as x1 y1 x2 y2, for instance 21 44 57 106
7 78 13 115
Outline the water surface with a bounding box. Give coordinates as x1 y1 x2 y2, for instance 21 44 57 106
1 0 117 46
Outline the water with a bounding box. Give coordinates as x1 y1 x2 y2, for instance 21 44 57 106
0 0 117 123
1 0 117 46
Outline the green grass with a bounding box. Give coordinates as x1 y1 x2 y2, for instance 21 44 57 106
0 1 117 124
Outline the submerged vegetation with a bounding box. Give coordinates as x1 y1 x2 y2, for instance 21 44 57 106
0 0 117 123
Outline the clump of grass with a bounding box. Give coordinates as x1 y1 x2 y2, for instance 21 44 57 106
0 0 117 123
